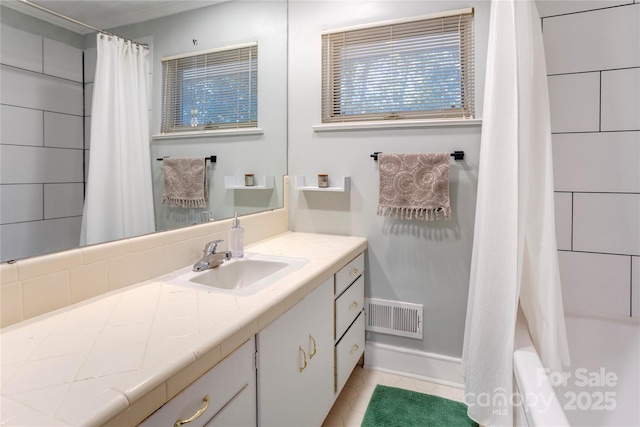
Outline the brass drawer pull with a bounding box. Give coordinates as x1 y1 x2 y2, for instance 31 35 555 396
299 346 308 372
174 394 210 427
309 334 317 359
350 344 360 355
349 301 359 310
349 267 359 276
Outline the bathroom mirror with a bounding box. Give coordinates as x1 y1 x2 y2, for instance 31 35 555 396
0 0 287 262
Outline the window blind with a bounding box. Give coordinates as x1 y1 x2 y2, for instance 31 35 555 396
321 10 474 123
161 43 258 133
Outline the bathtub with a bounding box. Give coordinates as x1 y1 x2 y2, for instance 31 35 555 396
514 312 640 426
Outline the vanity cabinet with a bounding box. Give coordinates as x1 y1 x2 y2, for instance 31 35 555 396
139 337 256 427
333 252 365 393
140 250 366 427
256 251 366 426
257 277 334 427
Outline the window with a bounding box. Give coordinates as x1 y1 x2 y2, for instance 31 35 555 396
161 43 258 133
321 9 474 124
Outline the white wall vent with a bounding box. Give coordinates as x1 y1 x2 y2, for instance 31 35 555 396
365 298 423 339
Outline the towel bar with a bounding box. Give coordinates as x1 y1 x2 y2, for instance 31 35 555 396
157 155 216 163
370 151 464 161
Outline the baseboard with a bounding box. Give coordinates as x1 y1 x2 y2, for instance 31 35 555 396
364 341 464 388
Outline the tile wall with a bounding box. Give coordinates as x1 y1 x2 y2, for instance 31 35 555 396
539 2 640 317
0 199 289 328
0 24 84 262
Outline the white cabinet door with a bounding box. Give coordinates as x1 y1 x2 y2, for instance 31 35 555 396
257 278 334 427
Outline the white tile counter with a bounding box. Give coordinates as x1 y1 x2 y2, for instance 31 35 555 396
0 232 367 426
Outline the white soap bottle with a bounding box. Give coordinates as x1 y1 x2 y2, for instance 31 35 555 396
229 212 244 258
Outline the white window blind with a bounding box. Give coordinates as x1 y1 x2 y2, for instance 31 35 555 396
321 9 474 123
161 43 258 133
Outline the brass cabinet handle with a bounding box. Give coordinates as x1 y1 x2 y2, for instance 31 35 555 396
174 395 210 427
349 267 359 276
309 334 317 359
349 301 359 310
299 346 308 372
350 344 360 355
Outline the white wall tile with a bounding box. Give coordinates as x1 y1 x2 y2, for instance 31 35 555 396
573 193 640 256
0 184 43 224
0 145 83 184
43 38 83 83
44 112 83 149
633 256 639 318
84 47 97 84
0 217 81 262
0 24 43 73
44 183 84 219
554 192 572 250
552 132 640 193
601 68 640 131
536 0 633 18
0 105 43 147
548 73 600 133
544 4 640 74
0 66 83 116
558 251 631 316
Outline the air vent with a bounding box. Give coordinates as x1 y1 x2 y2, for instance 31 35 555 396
365 298 423 339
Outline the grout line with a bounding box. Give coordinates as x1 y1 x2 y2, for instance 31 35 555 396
599 71 602 132
563 191 640 195
540 2 637 19
1 62 83 85
82 50 87 201
548 65 639 77
0 102 84 118
631 256 634 317
550 130 640 135
570 192 574 251
558 249 639 258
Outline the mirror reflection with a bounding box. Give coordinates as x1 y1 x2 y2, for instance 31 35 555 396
0 0 288 262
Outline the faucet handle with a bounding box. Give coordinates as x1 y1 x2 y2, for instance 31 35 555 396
204 239 224 254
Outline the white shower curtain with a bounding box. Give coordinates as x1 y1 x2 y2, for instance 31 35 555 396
462 1 570 425
81 35 155 246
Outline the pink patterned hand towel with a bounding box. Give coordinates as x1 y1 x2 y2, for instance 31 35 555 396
162 157 208 208
377 153 451 220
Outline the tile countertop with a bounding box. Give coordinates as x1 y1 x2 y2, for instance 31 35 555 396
0 232 367 427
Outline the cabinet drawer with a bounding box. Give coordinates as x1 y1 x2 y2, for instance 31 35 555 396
335 312 365 394
335 275 364 340
140 338 255 427
335 252 364 296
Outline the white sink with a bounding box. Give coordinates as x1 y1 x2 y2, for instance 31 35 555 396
161 253 309 295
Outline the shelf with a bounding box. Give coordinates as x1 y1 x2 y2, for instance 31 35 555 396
295 176 351 193
225 175 275 189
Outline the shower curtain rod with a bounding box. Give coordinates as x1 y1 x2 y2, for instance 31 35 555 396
16 0 149 49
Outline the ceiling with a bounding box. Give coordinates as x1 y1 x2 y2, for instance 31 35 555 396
2 0 226 35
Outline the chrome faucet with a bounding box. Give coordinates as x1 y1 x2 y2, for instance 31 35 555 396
193 240 232 271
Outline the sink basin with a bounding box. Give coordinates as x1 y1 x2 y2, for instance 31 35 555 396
162 253 309 295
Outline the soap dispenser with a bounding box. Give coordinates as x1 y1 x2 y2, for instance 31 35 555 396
229 212 244 258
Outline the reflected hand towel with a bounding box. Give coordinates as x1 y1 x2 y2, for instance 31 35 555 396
161 157 207 208
377 153 451 220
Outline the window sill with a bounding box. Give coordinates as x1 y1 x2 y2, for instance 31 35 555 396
312 118 482 132
152 128 264 140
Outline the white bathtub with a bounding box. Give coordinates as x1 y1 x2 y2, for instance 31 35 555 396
514 312 640 426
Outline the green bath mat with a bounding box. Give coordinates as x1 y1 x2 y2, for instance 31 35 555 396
361 385 478 427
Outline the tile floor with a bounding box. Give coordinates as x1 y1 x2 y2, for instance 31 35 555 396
322 365 466 427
